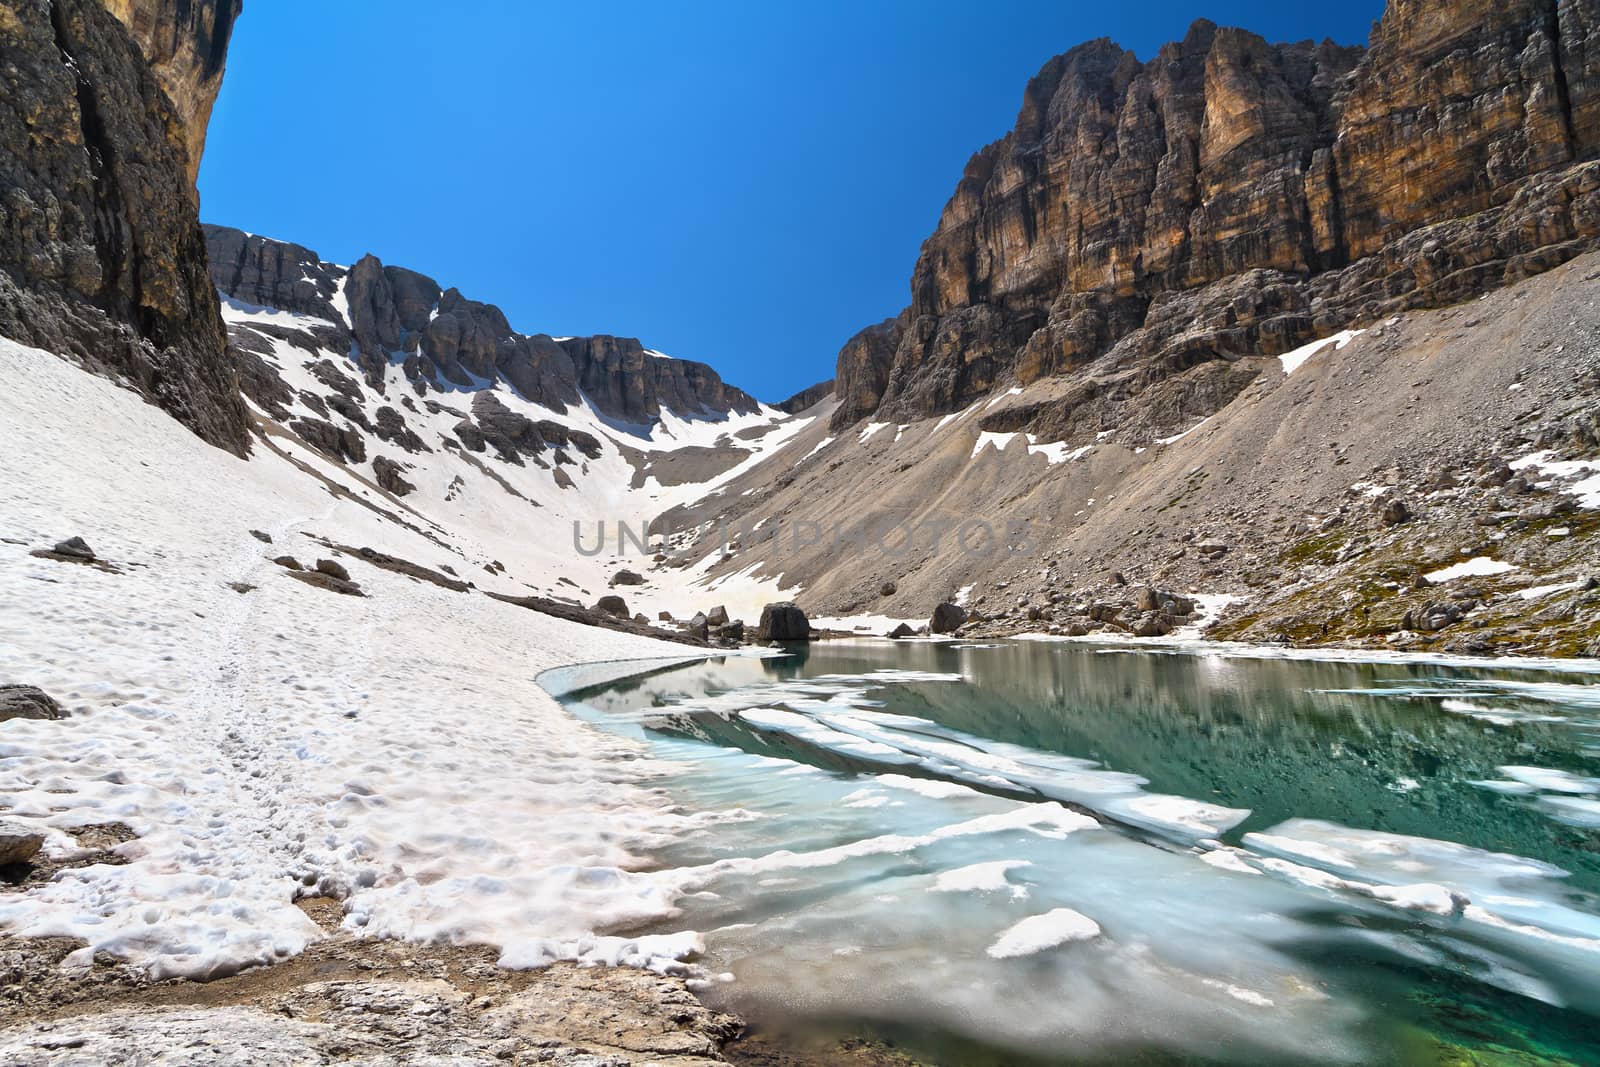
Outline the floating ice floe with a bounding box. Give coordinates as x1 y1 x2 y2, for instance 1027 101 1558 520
986 908 1102 958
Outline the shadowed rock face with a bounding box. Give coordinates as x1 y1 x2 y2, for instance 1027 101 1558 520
0 0 248 455
203 225 763 423
832 2 1600 437
776 378 835 414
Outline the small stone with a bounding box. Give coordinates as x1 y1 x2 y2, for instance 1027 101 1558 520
52 536 94 560
273 556 303 571
249 530 273 544
879 580 898 597
0 684 63 723
611 569 645 587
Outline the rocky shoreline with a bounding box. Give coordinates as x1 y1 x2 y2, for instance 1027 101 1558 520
0 927 933 1066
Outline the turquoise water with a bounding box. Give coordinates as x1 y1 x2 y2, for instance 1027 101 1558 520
557 640 1600 1065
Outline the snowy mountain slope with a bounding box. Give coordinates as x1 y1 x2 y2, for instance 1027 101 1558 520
208 229 820 622
0 335 738 979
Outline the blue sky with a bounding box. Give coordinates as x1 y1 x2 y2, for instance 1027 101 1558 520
199 1 1383 404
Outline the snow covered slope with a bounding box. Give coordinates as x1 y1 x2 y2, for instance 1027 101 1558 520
210 232 819 622
0 335 759 978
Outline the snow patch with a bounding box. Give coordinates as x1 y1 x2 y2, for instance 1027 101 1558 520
1278 329 1364 375
1425 557 1516 583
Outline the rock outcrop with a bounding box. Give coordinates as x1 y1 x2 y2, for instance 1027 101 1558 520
776 378 835 414
0 0 248 455
831 318 904 429
203 225 764 425
832 2 1600 442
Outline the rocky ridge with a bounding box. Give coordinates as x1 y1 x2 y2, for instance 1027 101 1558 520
205 224 762 426
832 2 1600 452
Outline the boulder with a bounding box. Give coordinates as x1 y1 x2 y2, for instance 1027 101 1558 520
879 580 898 597
611 569 646 587
657 611 673 622
930 602 967 634
372 455 416 497
712 620 745 645
1088 602 1121 623
0 819 45 866
757 602 811 642
286 570 365 597
1136 586 1197 616
706 606 730 627
686 612 709 641
315 558 350 581
1379 498 1410 525
888 622 916 639
1403 601 1463 632
595 595 629 619
1131 613 1173 638
52 536 95 560
0 685 62 723
272 556 303 570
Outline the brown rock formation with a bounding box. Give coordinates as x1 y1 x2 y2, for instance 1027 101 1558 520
833 2 1600 441
830 318 903 429
102 0 241 190
0 0 248 454
775 378 835 414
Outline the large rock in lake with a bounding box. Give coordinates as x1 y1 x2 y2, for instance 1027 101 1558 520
757 602 811 641
930 602 967 634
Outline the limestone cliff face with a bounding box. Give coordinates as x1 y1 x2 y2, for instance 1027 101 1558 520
835 0 1600 436
0 0 247 453
203 225 762 424
103 0 241 190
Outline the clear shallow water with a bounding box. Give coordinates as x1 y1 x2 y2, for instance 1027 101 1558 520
557 640 1600 1065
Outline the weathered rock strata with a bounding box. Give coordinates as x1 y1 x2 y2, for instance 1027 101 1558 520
833 2 1600 443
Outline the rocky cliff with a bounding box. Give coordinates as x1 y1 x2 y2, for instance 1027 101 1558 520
0 0 247 454
103 0 240 190
833 1 1600 438
203 225 762 424
775 378 835 414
